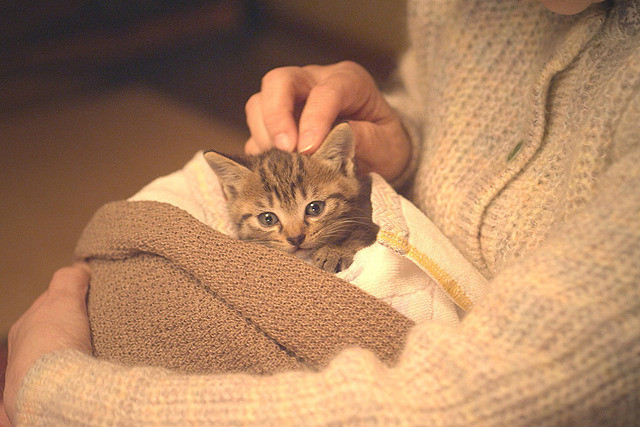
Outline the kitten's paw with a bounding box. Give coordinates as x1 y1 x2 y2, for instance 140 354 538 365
312 246 354 273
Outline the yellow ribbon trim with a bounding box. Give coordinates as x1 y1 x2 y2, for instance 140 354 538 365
378 229 474 312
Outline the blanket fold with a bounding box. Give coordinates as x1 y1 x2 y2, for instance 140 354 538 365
76 200 414 375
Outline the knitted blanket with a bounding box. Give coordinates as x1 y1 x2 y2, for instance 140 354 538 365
77 152 487 375
77 200 414 374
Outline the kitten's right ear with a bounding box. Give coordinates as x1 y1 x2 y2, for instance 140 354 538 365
204 150 250 199
312 122 356 175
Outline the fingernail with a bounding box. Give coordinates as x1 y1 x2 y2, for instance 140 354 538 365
299 143 314 154
274 133 291 151
298 131 316 154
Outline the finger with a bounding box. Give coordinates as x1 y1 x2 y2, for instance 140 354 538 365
14 285 51 322
39 267 91 324
245 93 273 153
348 119 411 181
9 265 89 328
73 261 91 277
47 266 90 302
260 67 315 151
347 120 379 175
244 138 261 155
297 62 377 154
40 266 92 353
0 404 10 427
296 80 343 154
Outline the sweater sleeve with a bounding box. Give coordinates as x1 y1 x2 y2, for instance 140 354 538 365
383 49 426 190
15 142 640 424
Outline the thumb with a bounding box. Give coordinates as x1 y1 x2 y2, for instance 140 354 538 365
348 119 411 182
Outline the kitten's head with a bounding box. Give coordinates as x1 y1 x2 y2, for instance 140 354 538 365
204 123 366 254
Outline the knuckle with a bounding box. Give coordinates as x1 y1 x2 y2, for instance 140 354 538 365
261 68 281 85
254 138 274 153
336 60 359 70
261 66 298 87
336 60 365 75
51 266 76 282
313 80 343 100
245 93 259 108
262 115 289 135
244 93 260 114
335 61 374 88
49 266 87 292
8 320 19 340
244 139 259 155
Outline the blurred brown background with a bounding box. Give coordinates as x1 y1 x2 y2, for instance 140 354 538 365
0 0 406 334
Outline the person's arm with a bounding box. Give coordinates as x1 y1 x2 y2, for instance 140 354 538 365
7 140 640 424
380 49 426 188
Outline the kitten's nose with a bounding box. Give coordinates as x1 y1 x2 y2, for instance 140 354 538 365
287 234 306 248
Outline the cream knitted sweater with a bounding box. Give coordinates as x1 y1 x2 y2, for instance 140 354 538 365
16 0 640 424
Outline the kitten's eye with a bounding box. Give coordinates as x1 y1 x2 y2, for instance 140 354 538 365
257 212 279 227
305 201 325 217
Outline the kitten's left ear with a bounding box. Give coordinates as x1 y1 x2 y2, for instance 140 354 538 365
203 150 250 199
311 122 355 175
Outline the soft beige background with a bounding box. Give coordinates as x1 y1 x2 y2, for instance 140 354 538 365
0 88 246 331
266 0 406 56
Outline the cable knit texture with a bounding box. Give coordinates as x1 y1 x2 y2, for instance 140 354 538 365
16 0 640 424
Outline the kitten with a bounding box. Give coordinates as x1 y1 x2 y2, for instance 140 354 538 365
204 123 379 273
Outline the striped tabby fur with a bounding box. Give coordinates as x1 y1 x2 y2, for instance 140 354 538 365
204 124 378 272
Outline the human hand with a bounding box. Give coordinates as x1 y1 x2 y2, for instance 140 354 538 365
244 61 411 182
2 264 92 424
